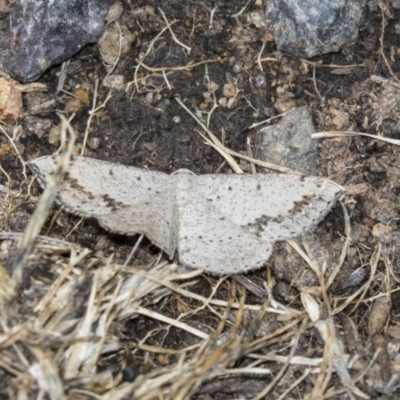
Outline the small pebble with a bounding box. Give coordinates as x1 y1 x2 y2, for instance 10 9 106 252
25 117 52 139
218 97 227 107
98 22 136 66
0 78 23 123
233 63 242 74
255 74 266 87
223 83 236 98
274 97 296 113
102 74 125 90
87 137 100 150
48 126 61 144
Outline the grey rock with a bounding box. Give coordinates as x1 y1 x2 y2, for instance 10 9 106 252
255 107 318 175
0 0 114 82
266 0 367 58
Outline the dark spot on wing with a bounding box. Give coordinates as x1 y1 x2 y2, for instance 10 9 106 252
101 194 124 210
246 214 284 234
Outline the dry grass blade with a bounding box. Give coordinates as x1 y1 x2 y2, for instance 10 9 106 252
175 96 243 173
287 239 370 399
251 323 303 400
313 130 400 146
80 80 112 155
176 97 301 174
11 116 76 286
331 244 381 316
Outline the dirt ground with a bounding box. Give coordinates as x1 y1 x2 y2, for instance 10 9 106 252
0 1 400 399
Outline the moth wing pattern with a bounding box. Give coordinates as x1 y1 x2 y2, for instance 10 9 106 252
30 156 173 218
177 188 273 274
196 173 342 243
98 186 179 258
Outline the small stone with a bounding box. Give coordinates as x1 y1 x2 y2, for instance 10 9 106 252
207 81 219 93
0 143 12 158
233 63 242 74
98 21 136 67
0 78 23 123
0 0 115 82
218 97 227 107
102 74 125 90
64 98 83 114
250 11 266 28
172 116 181 123
105 1 124 24
266 0 367 58
143 142 156 152
368 297 391 336
372 223 393 238
274 96 296 113
75 88 90 104
222 83 236 98
48 126 61 144
255 74 266 87
87 137 100 150
332 113 348 130
255 106 318 175
25 116 52 138
25 92 56 116
64 89 90 114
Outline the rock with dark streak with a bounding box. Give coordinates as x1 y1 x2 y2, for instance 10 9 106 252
265 0 367 58
0 0 114 82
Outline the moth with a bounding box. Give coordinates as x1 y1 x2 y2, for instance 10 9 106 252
30 156 342 275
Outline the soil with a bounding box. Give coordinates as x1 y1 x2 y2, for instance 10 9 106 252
1 0 400 399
